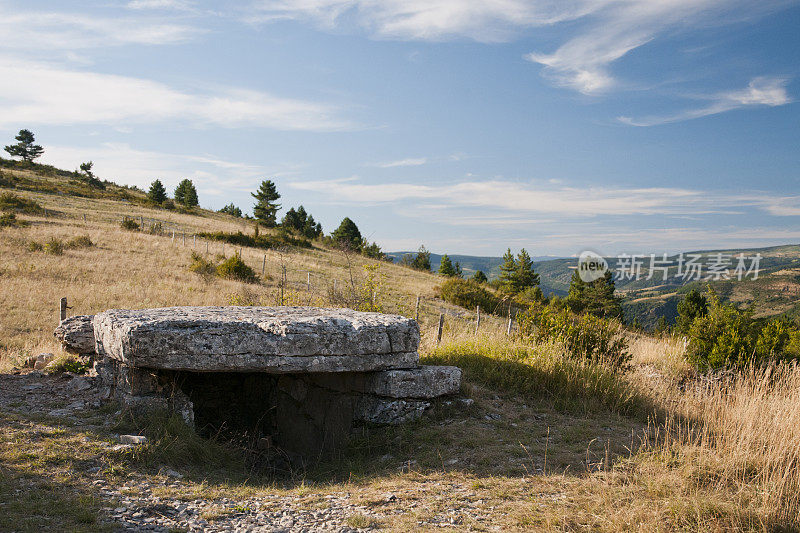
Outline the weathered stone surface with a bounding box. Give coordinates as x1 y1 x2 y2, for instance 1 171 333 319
93 306 419 372
310 366 462 399
54 315 96 354
356 397 431 424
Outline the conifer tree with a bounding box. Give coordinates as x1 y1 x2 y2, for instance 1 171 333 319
4 129 44 162
252 180 281 226
148 179 167 203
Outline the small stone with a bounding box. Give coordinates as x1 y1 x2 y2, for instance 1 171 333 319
119 435 148 445
68 377 92 392
33 353 55 370
164 469 183 479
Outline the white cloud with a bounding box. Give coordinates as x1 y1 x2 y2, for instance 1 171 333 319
618 77 792 126
248 0 794 99
289 177 800 218
0 7 202 50
126 0 196 10
0 57 356 131
247 0 606 42
370 157 428 168
40 142 272 197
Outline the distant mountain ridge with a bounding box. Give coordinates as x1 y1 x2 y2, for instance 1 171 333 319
386 251 564 280
390 245 800 329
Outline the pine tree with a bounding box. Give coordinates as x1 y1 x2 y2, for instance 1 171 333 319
252 180 281 226
472 270 488 283
331 217 362 250
438 254 458 277
498 248 517 293
566 269 622 319
174 179 198 207
218 203 242 217
411 245 431 271
4 129 44 162
148 179 167 203
676 289 708 333
514 249 539 289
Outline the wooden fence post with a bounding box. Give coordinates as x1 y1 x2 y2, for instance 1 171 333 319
83 214 86 223
475 305 481 335
333 279 337 292
262 255 266 277
172 230 175 243
139 216 143 228
307 272 311 291
182 233 186 246
436 313 445 345
59 297 68 323
206 241 209 254
415 295 421 322
222 242 225 256
193 234 196 248
506 307 513 336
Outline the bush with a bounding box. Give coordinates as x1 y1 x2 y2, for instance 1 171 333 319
28 240 43 251
44 355 90 375
66 235 93 248
0 192 43 214
216 253 258 283
0 213 28 228
120 219 140 231
43 237 64 255
518 304 631 369
197 230 311 250
685 294 800 370
188 251 216 279
435 278 502 314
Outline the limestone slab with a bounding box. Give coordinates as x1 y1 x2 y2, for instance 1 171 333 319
93 306 419 372
54 315 96 354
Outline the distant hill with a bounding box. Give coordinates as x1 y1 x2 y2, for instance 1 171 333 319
391 245 800 330
386 252 563 280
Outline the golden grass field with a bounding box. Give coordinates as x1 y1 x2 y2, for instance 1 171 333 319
2 178 800 531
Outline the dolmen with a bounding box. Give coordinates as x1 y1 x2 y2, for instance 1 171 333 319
55 306 461 460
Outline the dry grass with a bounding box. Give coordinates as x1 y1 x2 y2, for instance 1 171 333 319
3 183 800 530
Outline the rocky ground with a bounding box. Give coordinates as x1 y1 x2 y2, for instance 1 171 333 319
0 370 501 532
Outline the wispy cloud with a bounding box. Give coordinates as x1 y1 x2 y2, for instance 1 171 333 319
0 57 356 131
289 177 800 217
126 0 196 10
246 0 604 42
369 157 428 168
40 142 276 199
619 77 793 126
0 6 202 50
248 0 795 103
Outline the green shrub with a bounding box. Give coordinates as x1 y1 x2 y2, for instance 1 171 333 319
685 293 800 370
28 240 43 251
43 237 64 255
120 219 140 231
518 304 631 369
44 355 90 375
435 278 502 313
216 253 258 283
0 192 43 214
0 213 28 228
188 251 216 278
66 235 93 248
197 230 311 250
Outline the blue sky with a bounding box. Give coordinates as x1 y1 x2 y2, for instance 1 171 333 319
1 0 799 256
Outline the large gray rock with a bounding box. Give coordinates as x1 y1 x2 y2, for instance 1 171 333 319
310 366 462 399
93 306 419 372
54 315 96 354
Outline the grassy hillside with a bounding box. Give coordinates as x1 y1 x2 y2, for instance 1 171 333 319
3 165 800 531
